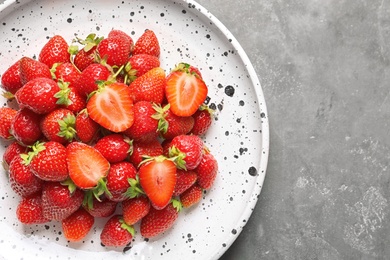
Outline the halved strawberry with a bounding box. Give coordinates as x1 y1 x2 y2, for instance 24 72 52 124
66 142 110 189
138 155 177 210
87 82 134 133
165 63 208 117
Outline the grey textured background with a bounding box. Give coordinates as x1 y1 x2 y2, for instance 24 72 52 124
195 0 390 259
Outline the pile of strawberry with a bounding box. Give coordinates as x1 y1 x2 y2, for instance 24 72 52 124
0 29 218 247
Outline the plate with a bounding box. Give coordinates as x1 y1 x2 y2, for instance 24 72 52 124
0 0 269 259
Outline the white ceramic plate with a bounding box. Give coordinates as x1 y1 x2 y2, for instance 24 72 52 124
0 0 269 259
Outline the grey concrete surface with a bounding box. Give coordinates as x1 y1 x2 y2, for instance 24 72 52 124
194 0 390 259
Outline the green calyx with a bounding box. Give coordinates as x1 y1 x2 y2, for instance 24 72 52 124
124 175 145 199
168 146 187 170
57 113 77 142
55 80 72 106
119 218 135 236
20 141 46 165
171 198 183 212
83 178 112 209
151 103 170 134
123 61 138 84
61 178 78 194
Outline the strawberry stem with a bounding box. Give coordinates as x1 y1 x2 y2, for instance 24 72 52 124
20 141 46 165
119 218 135 236
125 176 145 198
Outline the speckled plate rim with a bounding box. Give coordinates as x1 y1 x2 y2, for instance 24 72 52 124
0 0 270 259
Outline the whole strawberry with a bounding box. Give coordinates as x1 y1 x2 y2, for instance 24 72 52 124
16 193 49 224
11 108 42 146
2 141 28 169
75 109 100 143
1 59 23 94
108 29 134 53
129 139 163 168
62 208 94 242
195 148 218 189
168 134 204 170
94 134 131 163
52 62 80 86
41 181 84 221
9 155 43 197
106 161 137 202
70 33 103 71
0 107 17 139
23 141 69 182
173 169 198 196
19 56 52 85
40 108 76 144
73 63 111 97
140 200 181 238
133 29 160 57
97 35 131 67
180 183 203 208
39 35 70 68
122 196 150 225
73 47 97 72
56 82 87 114
15 77 60 114
83 196 117 218
125 54 160 83
190 105 213 136
100 215 134 247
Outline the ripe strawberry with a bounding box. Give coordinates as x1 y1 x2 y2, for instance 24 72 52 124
173 170 198 196
106 161 137 202
83 196 117 218
73 47 96 72
75 109 100 143
87 82 134 133
190 105 213 136
195 148 218 189
168 134 204 170
138 155 177 210
122 196 150 225
11 108 42 146
1 59 23 94
62 85 87 113
52 62 80 86
125 54 160 83
23 141 68 182
66 142 110 189
16 193 49 224
19 57 52 85
0 107 17 139
97 36 131 67
153 104 194 140
140 200 181 238
108 29 134 52
180 183 203 208
129 139 163 168
100 215 134 247
94 134 131 163
62 207 94 242
128 67 166 104
40 108 76 144
123 101 159 143
165 63 208 117
9 155 43 197
73 63 111 97
2 141 28 169
133 29 160 57
41 181 84 221
39 35 70 68
15 77 60 114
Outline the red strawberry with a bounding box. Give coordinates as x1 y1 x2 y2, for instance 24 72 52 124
66 142 110 189
173 170 198 196
106 161 137 202
87 82 134 133
165 63 208 117
128 67 166 104
52 62 80 86
9 155 43 197
168 135 204 170
180 183 203 208
94 134 131 163
15 77 60 114
19 57 52 85
140 200 181 238
39 35 70 68
133 30 160 57
154 104 194 140
11 108 42 146
62 207 94 242
54 80 86 114
3 141 28 169
97 36 131 67
74 63 111 97
1 59 23 94
122 196 150 225
41 181 84 221
75 109 100 143
123 101 159 143
0 107 17 139
100 215 134 247
70 33 103 71
129 139 163 168
16 193 49 224
195 148 218 189
138 155 177 209
190 105 213 136
83 196 117 218
108 29 134 52
40 108 76 144
23 141 68 182
125 54 160 83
